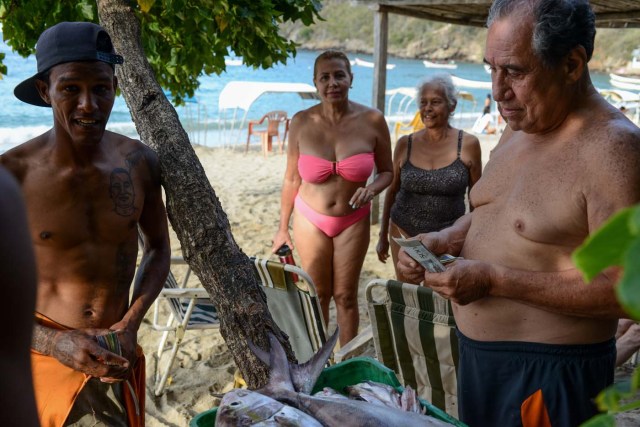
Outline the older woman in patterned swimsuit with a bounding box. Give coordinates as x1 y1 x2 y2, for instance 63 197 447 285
272 50 393 346
376 74 482 282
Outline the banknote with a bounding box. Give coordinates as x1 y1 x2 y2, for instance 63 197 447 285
393 237 459 273
96 331 122 356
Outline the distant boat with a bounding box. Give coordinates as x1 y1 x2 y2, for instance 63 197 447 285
610 73 640 85
353 57 396 70
610 79 640 91
450 75 492 89
423 59 457 70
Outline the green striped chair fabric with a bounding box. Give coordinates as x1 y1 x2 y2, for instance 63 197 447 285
250 257 328 364
366 279 459 418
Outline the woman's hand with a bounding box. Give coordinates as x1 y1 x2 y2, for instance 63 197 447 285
349 186 376 210
376 235 390 263
271 229 294 254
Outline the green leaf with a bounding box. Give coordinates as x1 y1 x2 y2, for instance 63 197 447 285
616 238 640 319
572 207 636 282
595 379 634 412
632 207 640 234
580 413 616 427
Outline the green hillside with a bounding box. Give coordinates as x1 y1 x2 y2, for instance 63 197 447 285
280 1 640 73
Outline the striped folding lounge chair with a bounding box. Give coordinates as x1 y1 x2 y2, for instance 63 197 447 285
149 256 219 396
250 257 328 364
366 279 459 418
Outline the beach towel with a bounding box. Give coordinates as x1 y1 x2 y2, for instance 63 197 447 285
32 312 145 427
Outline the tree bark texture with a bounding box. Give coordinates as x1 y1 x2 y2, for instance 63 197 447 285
96 0 295 388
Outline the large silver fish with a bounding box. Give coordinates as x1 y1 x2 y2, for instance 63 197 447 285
216 387 322 426
345 380 402 409
253 331 453 427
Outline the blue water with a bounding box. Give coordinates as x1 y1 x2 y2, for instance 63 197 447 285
0 40 616 153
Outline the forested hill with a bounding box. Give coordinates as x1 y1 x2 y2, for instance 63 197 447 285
279 0 640 73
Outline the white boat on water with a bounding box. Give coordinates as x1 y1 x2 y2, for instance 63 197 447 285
610 72 640 84
353 57 396 70
451 75 492 90
609 78 640 92
423 59 457 70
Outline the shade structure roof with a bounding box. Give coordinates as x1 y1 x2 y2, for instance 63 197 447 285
218 81 319 111
356 1 640 28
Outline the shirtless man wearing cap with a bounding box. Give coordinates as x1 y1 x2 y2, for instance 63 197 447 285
398 1 640 425
0 21 170 426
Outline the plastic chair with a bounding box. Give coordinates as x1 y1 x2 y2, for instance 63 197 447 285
366 278 459 418
246 110 288 157
394 111 425 142
250 257 329 363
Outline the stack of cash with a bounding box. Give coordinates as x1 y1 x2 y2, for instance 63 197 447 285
96 331 122 356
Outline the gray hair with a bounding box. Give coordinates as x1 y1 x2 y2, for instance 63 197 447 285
487 0 595 67
416 73 458 112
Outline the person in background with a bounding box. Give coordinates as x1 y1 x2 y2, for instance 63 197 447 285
0 166 39 427
0 21 170 426
272 50 393 346
482 93 492 115
376 74 482 281
398 0 640 425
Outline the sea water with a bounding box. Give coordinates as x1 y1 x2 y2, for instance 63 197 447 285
0 41 616 153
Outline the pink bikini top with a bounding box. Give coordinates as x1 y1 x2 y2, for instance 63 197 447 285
298 152 375 183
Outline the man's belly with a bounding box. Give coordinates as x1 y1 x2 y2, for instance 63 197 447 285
454 298 617 344
37 281 129 329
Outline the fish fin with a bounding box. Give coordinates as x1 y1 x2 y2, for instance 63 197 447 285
257 333 296 395
290 328 339 394
247 337 271 366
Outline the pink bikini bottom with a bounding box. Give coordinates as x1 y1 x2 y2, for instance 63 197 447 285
295 195 370 238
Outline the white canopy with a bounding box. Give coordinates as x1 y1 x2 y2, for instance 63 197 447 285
218 81 319 111
217 81 320 147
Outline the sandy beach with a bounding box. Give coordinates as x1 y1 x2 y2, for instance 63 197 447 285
138 134 639 426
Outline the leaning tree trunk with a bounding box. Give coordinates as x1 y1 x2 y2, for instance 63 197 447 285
96 0 295 388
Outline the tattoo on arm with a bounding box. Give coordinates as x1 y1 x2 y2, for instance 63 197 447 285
32 323 57 355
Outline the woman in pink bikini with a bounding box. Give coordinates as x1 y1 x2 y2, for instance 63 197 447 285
272 50 393 346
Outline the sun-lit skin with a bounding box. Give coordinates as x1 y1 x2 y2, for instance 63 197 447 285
313 57 353 104
484 16 578 135
35 61 117 147
418 83 455 130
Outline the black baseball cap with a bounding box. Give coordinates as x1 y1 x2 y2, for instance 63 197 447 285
14 21 124 107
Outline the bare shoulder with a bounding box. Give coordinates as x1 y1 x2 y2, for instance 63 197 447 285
290 104 319 125
351 101 385 122
107 131 161 183
461 130 481 149
0 133 51 182
583 114 640 167
581 113 640 201
394 134 409 156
